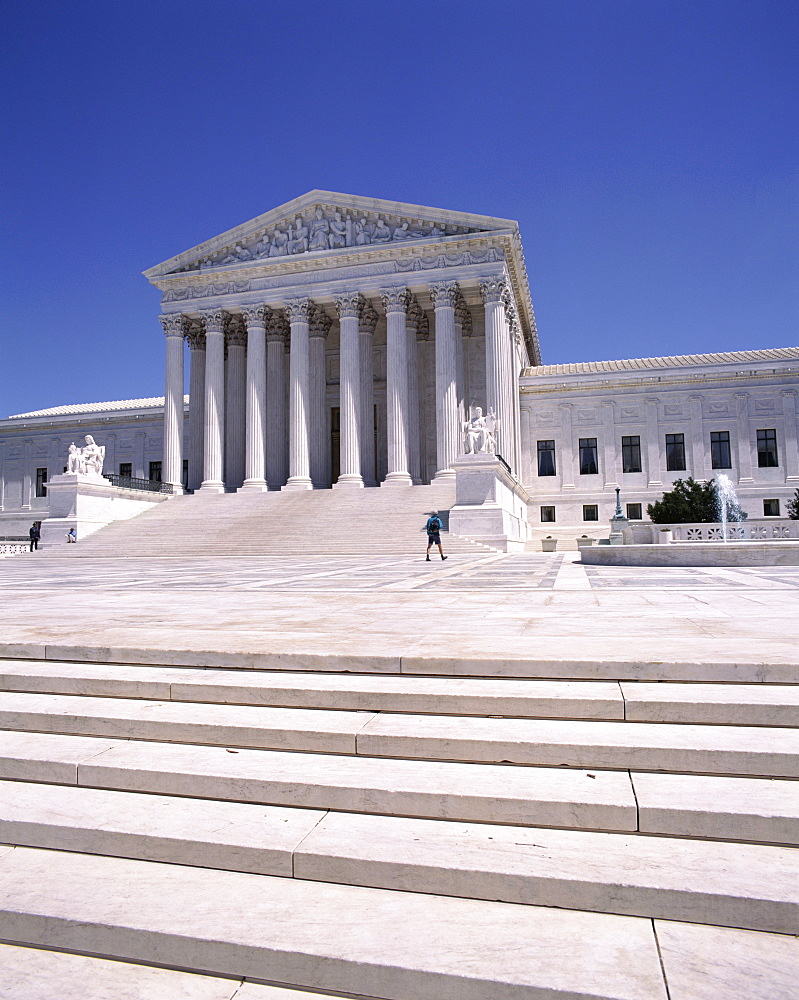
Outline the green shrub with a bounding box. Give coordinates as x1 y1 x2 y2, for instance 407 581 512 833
787 488 799 520
646 477 718 524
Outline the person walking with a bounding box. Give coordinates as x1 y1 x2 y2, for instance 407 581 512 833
28 522 41 552
425 511 447 561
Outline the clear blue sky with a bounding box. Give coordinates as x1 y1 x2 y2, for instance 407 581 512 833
1 0 796 417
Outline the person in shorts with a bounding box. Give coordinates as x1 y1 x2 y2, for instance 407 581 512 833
425 511 447 561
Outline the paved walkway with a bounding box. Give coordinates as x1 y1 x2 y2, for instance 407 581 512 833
1 551 797 668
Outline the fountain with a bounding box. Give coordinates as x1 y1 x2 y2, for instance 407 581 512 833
715 474 747 542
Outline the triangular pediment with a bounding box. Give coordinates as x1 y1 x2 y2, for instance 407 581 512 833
144 190 517 278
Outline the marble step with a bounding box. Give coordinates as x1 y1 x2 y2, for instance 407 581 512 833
0 660 625 719
0 942 327 1000
1 780 795 932
2 659 797 726
0 844 676 1000
4 730 797 844
2 690 797 775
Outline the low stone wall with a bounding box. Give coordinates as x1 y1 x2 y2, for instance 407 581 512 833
581 541 799 566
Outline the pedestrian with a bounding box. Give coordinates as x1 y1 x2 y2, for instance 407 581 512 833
28 522 40 552
425 510 447 561
66 528 77 543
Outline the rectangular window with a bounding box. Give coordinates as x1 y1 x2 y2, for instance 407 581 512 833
537 440 556 476
665 434 685 472
540 506 556 523
626 503 643 520
579 438 598 475
582 504 599 521
763 499 780 516
757 429 778 468
119 463 132 478
149 461 162 483
710 431 731 469
35 468 47 498
621 435 641 473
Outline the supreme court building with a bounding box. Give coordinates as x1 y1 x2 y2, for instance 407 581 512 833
1 191 798 536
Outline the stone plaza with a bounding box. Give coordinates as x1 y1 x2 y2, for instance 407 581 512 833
0 192 797 998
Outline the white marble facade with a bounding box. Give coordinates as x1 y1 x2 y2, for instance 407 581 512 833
1 192 797 534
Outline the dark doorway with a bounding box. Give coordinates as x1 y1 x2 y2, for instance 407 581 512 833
331 406 340 484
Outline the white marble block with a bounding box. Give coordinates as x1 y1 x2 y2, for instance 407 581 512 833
448 453 529 552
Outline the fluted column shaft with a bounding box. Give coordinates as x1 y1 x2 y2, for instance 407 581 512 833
199 310 225 492
381 287 412 486
334 292 364 487
237 305 268 490
160 314 185 492
309 305 332 487
285 298 313 490
357 301 378 486
431 281 460 478
186 324 206 492
266 314 288 488
454 303 466 429
480 278 505 458
224 315 247 490
406 307 422 484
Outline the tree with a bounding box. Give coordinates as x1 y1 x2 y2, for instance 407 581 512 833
646 477 718 524
787 489 799 520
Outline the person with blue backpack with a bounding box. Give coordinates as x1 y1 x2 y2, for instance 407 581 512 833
425 511 447 562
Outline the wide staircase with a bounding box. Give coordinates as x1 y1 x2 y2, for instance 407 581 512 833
53 482 498 558
0 651 797 997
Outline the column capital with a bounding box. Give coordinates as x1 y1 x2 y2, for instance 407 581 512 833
285 297 311 323
309 303 333 339
359 300 379 334
184 319 206 352
455 300 472 334
479 275 508 304
224 312 247 348
159 314 185 338
266 310 289 343
429 280 460 309
380 286 409 314
334 290 363 320
198 309 225 333
240 304 271 328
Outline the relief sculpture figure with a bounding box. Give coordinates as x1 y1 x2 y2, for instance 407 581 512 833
308 208 330 251
372 217 392 243
288 217 309 255
269 229 289 256
392 221 411 240
329 211 347 249
354 217 371 245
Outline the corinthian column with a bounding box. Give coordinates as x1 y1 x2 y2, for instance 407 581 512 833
185 321 206 492
199 309 225 492
406 296 424 483
380 286 412 486
224 313 247 490
309 304 332 487
240 304 269 490
159 313 185 492
359 300 379 486
480 276 507 460
430 281 460 479
333 291 364 487
266 311 289 488
284 297 313 490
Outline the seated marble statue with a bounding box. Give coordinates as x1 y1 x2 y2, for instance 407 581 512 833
66 442 82 474
354 217 371 245
269 229 289 256
81 435 105 477
371 217 392 243
329 211 347 249
463 407 487 454
288 217 309 254
308 208 330 251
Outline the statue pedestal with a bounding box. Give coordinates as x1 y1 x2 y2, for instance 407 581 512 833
609 515 630 546
448 453 529 553
39 474 171 548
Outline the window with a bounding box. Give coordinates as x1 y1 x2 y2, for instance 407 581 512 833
119 463 132 478
710 431 731 469
757 429 778 468
540 506 556 523
579 438 598 475
763 499 780 517
665 434 685 472
626 503 643 520
621 435 641 473
537 440 556 476
149 461 162 483
35 468 47 498
583 504 598 521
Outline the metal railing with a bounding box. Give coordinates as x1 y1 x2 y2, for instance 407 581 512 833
103 474 174 494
